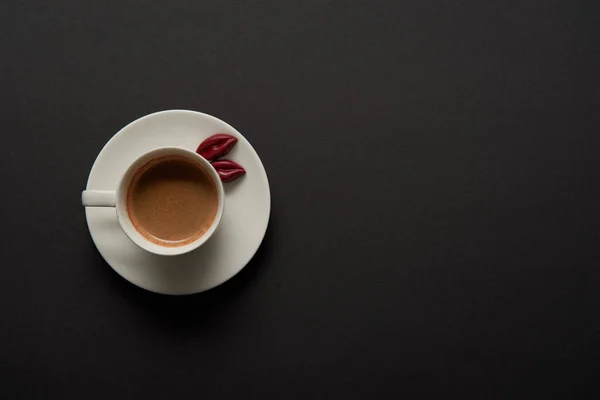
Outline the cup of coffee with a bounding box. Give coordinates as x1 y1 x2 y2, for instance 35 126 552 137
82 147 225 256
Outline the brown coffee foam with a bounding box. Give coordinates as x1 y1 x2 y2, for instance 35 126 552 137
126 155 218 247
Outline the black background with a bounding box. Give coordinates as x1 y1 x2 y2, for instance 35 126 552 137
1 0 600 398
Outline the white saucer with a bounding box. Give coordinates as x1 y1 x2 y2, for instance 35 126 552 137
84 110 271 295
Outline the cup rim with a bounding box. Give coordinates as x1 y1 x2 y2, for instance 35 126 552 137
115 147 225 256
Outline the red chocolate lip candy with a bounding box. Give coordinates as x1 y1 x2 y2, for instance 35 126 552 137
211 160 246 183
196 134 238 161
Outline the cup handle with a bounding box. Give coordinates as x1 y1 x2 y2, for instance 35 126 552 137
82 190 116 207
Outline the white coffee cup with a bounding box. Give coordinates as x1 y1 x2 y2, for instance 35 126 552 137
81 147 225 256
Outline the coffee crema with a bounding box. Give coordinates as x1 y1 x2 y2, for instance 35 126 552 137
126 155 218 247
